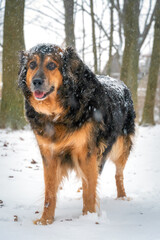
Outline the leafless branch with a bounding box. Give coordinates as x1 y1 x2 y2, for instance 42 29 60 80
26 7 64 25
45 0 64 15
25 0 37 6
139 0 144 12
115 0 123 49
25 18 64 37
81 0 86 61
43 5 64 19
81 4 118 51
112 0 123 20
143 0 152 29
138 0 157 49
25 15 41 25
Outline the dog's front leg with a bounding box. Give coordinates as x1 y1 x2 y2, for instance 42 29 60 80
34 156 58 225
38 161 58 225
34 135 59 225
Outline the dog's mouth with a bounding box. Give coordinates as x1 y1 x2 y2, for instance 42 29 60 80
34 86 54 100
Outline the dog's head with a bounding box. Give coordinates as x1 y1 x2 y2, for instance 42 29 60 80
19 44 63 101
18 44 85 116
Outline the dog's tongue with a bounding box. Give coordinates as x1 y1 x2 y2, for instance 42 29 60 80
34 90 45 99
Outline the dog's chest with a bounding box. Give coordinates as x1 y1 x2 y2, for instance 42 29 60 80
52 122 93 154
36 121 94 157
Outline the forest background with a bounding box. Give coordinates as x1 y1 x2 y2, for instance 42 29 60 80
0 0 160 129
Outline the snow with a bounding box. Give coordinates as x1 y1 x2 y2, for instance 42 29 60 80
97 75 126 98
0 126 160 240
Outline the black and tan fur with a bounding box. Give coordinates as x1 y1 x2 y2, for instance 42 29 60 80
18 44 135 225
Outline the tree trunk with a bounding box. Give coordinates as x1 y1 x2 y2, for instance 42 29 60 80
120 0 140 114
81 0 85 62
0 0 26 129
63 0 75 48
106 0 114 76
90 0 98 74
141 0 160 125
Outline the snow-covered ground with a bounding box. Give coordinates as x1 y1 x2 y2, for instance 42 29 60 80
0 126 160 240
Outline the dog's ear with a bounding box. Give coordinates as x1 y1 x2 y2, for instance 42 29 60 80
18 50 31 98
18 50 28 86
59 47 85 111
62 47 84 82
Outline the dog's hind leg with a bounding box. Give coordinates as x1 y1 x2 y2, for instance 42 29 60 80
110 135 133 198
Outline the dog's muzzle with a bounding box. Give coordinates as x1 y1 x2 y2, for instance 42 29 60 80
32 78 54 100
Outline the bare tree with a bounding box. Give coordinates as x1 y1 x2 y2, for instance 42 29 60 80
81 0 86 61
141 0 160 125
63 0 75 48
0 0 5 48
120 0 156 114
106 0 114 76
120 0 140 112
90 0 98 73
26 0 76 49
0 0 26 129
26 0 64 43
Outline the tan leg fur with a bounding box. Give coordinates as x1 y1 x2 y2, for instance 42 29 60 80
109 135 133 198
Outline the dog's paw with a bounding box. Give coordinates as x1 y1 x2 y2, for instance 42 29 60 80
33 217 54 225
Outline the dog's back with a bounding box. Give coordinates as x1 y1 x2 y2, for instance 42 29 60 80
93 75 135 173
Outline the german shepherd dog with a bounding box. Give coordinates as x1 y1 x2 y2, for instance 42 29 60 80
18 44 135 225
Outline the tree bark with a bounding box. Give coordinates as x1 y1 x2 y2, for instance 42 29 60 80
120 0 140 114
63 0 75 48
90 0 98 74
106 0 114 76
81 0 85 62
141 0 160 125
0 0 26 129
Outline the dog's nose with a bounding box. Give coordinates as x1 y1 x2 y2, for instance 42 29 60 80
33 78 44 87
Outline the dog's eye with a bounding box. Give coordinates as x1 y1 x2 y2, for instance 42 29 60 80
46 62 56 71
29 61 37 70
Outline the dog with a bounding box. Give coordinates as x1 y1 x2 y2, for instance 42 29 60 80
18 44 135 225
